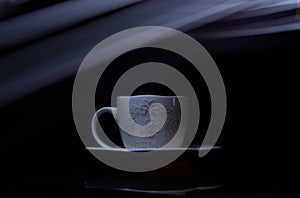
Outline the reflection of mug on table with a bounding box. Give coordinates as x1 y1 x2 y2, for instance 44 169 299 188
92 95 189 149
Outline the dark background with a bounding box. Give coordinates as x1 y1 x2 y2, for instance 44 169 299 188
0 0 299 197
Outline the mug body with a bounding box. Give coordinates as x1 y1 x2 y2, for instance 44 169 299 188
115 95 188 149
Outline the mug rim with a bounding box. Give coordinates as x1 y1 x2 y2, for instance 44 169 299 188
117 95 188 99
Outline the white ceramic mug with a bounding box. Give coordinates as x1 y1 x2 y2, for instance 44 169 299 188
92 95 189 149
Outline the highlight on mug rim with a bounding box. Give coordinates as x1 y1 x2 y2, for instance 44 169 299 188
116 95 189 99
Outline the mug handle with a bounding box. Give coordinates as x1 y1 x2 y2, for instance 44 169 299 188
91 107 116 148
